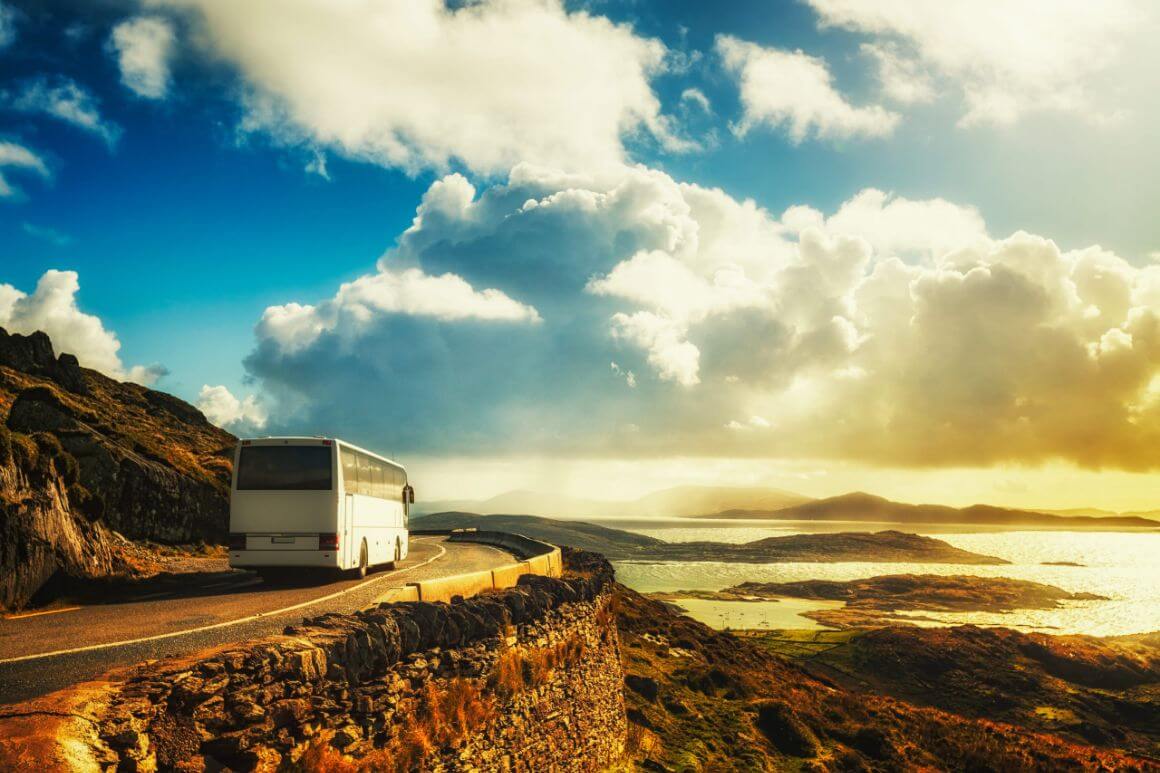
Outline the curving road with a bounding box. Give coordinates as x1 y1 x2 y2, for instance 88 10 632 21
0 536 513 705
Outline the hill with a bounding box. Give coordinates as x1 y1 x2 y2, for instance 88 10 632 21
415 512 664 556
802 625 1160 758
415 485 809 519
0 327 235 610
415 512 1007 564
615 581 1157 769
712 491 1160 529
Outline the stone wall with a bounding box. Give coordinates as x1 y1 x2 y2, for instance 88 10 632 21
0 549 626 772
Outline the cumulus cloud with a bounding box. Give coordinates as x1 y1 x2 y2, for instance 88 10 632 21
819 188 989 259
808 0 1147 126
10 77 122 147
255 265 540 355
860 42 934 105
157 0 685 175
717 34 899 143
0 141 48 198
0 270 165 384
109 16 175 99
239 163 1160 470
196 385 268 432
610 310 700 386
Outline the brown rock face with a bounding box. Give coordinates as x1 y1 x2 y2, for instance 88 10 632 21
0 428 121 609
0 327 236 610
6 386 229 543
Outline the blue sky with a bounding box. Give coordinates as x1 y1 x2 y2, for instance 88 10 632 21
3 0 1160 506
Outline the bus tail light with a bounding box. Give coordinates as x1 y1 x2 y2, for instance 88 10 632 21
228 533 247 550
319 533 340 551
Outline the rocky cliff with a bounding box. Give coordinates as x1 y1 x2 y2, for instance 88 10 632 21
0 327 235 610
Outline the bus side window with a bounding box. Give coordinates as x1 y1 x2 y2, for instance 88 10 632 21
357 454 374 497
341 448 359 492
375 461 387 499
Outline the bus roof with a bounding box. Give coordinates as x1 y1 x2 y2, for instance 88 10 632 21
237 437 405 471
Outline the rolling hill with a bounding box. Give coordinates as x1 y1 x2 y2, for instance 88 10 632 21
711 491 1160 529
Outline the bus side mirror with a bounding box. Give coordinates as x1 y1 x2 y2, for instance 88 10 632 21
406 485 415 504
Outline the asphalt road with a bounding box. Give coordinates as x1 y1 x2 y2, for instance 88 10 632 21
0 536 513 705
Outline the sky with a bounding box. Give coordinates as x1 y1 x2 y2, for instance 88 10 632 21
2 0 1160 509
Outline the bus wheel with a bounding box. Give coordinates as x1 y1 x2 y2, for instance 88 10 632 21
354 540 368 579
394 539 401 565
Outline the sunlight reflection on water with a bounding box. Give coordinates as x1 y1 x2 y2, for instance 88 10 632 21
612 522 1160 635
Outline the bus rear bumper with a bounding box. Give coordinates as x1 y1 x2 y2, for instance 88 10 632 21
230 551 342 569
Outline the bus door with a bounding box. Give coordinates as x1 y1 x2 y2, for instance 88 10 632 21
344 493 355 568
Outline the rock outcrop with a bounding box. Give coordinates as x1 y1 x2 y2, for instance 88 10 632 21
0 427 121 609
0 327 236 610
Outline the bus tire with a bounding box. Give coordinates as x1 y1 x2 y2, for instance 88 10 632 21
354 540 368 579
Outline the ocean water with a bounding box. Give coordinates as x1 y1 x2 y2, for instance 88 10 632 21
611 520 1160 636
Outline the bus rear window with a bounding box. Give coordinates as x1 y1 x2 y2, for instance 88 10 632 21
236 446 333 490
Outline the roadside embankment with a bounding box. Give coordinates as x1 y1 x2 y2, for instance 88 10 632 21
0 540 626 772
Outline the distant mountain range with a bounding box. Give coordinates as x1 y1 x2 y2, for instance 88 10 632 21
413 485 810 519
711 491 1160 529
417 486 1160 529
413 513 1008 564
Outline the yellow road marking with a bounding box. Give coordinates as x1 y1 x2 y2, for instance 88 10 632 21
4 606 82 620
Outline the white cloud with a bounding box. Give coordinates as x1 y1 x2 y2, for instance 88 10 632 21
11 78 122 147
256 265 541 353
109 16 175 99
159 0 685 175
304 148 329 180
860 42 933 104
0 270 164 384
808 0 1147 126
716 34 899 143
610 311 700 386
823 188 988 259
0 2 17 49
238 162 1160 470
680 88 712 114
610 361 638 388
196 385 268 431
588 249 766 322
0 141 48 198
726 415 772 431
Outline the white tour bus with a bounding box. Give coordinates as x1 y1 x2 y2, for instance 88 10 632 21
227 437 413 578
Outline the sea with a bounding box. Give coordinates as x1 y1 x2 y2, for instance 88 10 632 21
603 518 1160 636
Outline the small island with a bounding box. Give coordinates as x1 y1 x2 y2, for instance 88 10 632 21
653 574 1108 629
636 530 1009 565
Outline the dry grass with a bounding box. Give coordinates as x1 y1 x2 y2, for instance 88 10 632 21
296 635 590 772
294 677 497 772
487 635 586 699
